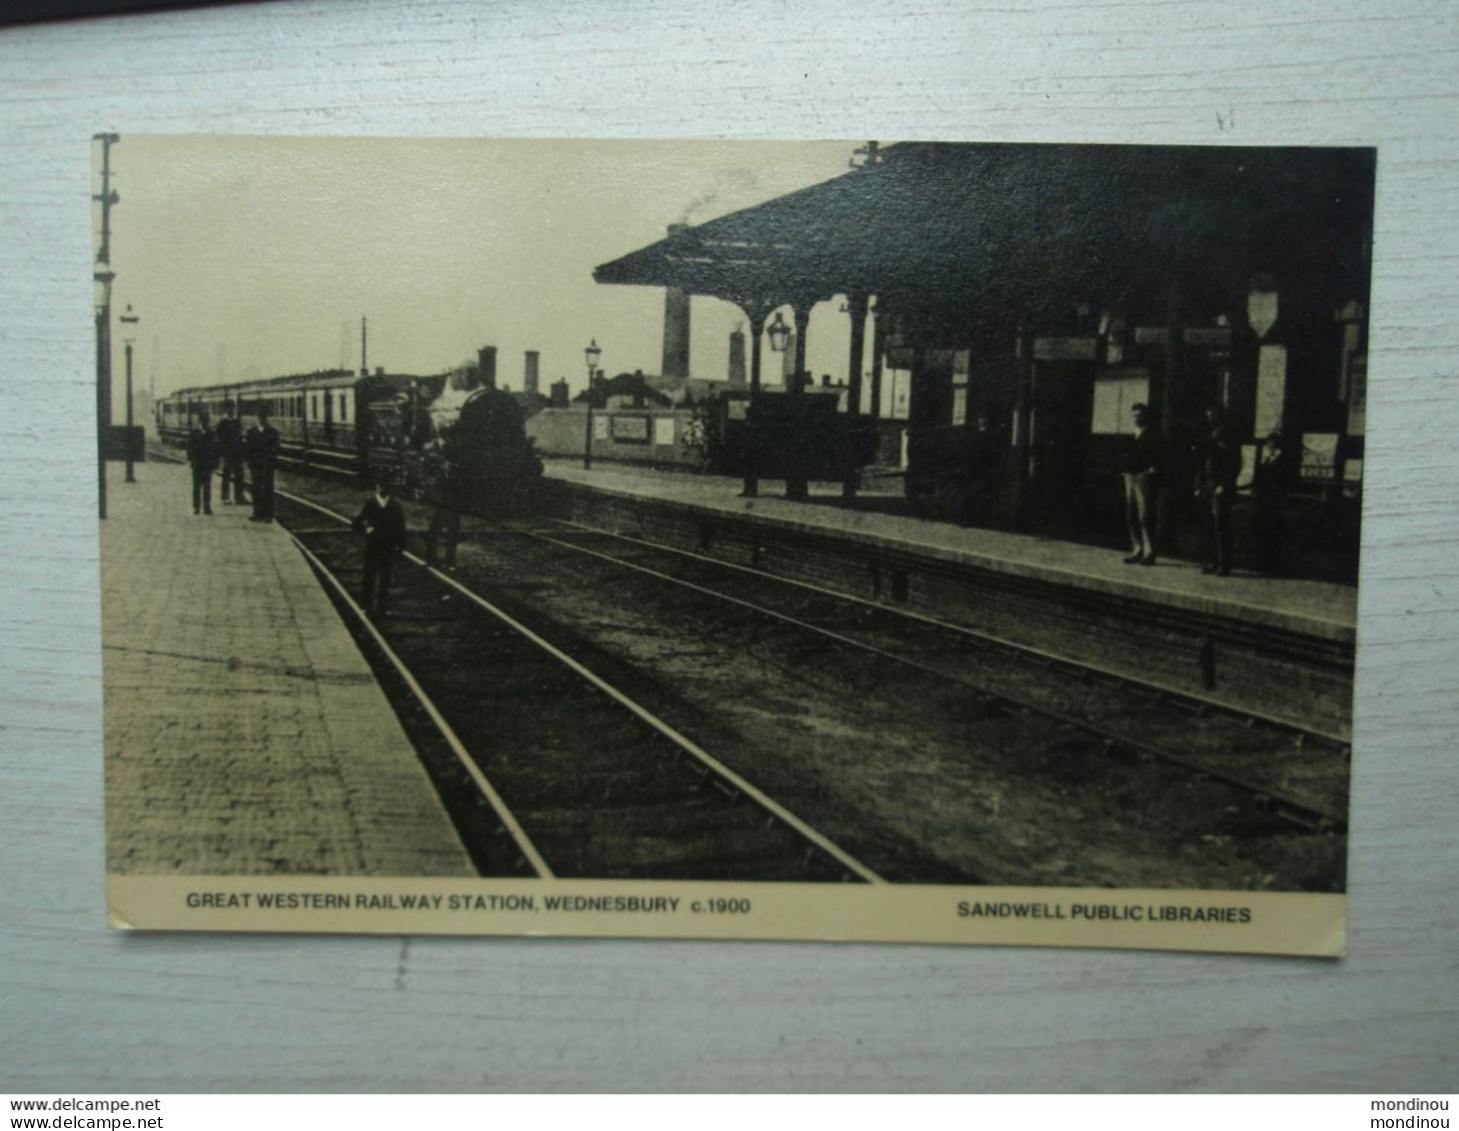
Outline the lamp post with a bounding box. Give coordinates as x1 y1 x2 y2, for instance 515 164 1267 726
740 308 768 498
583 338 602 470
94 269 115 519
766 311 794 496
120 303 139 483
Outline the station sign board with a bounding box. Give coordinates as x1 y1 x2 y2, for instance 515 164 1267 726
1032 337 1098 361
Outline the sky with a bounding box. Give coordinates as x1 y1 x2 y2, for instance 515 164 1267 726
96 136 864 403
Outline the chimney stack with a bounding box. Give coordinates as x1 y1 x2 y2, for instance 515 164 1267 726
477 346 497 390
728 324 746 387
550 379 570 408
661 224 691 381
524 350 540 397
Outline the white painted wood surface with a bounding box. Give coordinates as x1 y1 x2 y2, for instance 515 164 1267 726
2 0 1456 1093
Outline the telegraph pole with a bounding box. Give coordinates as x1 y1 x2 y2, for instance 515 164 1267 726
94 132 119 520
361 316 368 375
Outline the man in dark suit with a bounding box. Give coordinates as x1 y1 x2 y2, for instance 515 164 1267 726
1251 429 1295 576
186 411 220 516
423 435 466 571
245 410 281 523
216 401 248 506
353 479 407 617
1194 405 1244 576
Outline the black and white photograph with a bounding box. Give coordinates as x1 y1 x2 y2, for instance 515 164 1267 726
99 135 1370 954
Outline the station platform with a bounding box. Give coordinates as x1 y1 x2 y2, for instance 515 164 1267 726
102 462 474 877
541 460 1357 738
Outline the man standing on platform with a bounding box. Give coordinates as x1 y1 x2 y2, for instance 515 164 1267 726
245 409 280 523
1195 404 1243 577
1251 429 1294 576
353 479 407 617
186 410 220 516
216 401 248 507
1119 402 1160 565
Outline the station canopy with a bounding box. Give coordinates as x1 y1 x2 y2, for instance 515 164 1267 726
594 142 1375 334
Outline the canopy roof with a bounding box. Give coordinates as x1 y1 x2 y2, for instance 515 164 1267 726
594 142 1375 330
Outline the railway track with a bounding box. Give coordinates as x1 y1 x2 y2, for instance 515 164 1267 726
272 488 887 884
178 447 1348 888
505 518 1350 835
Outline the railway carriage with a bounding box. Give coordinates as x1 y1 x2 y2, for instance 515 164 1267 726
157 369 423 475
155 364 542 509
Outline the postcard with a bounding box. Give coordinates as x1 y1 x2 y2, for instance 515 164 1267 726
98 137 1369 954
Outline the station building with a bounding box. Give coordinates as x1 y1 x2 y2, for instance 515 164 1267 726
594 142 1374 582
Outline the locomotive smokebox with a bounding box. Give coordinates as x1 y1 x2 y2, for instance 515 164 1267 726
478 346 497 390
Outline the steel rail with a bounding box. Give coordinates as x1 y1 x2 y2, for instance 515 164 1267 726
276 485 886 885
542 516 1351 752
523 521 1347 833
290 534 555 879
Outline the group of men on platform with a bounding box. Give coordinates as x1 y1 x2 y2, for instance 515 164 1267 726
184 402 280 523
1120 402 1292 578
182 401 447 621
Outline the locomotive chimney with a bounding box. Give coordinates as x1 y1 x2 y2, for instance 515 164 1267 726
477 345 497 390
524 350 540 397
661 224 691 381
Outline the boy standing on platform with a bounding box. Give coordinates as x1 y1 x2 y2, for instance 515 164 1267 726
186 411 219 516
1119 402 1160 565
353 479 407 617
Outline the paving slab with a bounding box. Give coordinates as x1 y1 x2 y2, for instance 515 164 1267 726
102 462 474 877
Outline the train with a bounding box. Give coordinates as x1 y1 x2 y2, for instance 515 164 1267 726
156 365 543 509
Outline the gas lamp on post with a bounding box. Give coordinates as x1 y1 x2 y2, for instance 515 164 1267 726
766 310 791 358
583 338 602 470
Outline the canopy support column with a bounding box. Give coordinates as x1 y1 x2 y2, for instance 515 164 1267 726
842 292 868 499
786 304 811 501
742 309 766 498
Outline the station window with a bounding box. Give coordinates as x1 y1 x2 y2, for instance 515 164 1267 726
1090 370 1150 435
882 368 912 421
1301 433 1340 482
1255 345 1287 439
951 350 970 426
